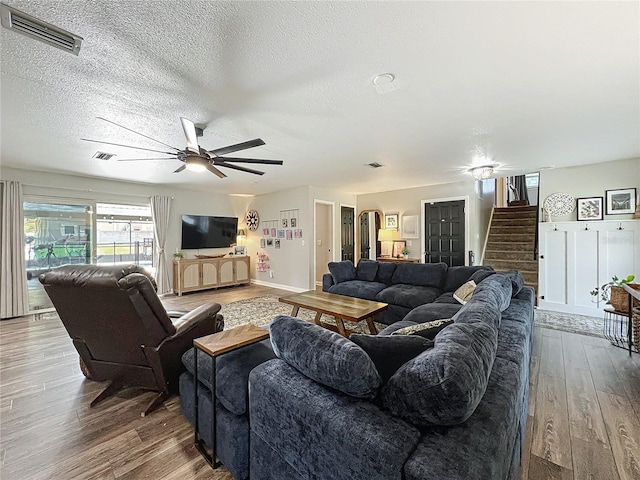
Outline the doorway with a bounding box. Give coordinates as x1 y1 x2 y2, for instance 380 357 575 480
314 201 334 286
422 198 467 266
340 205 355 262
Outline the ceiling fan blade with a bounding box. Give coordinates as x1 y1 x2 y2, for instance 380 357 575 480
96 117 181 151
215 162 265 176
205 164 227 178
173 165 186 173
81 138 176 155
215 157 283 165
209 138 265 156
116 158 178 161
180 117 200 154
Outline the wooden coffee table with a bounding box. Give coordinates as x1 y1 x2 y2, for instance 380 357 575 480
279 290 388 337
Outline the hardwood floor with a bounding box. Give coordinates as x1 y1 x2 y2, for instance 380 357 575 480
1 287 639 479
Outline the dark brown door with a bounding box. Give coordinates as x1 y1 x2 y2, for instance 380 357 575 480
341 206 355 262
424 200 465 266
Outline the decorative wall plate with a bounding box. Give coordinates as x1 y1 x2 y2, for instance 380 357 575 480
246 209 260 231
543 193 575 219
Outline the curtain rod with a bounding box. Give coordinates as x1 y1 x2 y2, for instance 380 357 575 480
21 183 173 200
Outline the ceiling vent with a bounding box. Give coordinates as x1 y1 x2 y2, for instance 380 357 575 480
93 151 115 161
1 4 82 55
366 162 384 168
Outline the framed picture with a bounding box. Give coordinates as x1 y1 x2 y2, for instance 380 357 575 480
392 240 406 258
260 238 266 248
576 197 603 221
234 246 246 255
286 230 293 240
282 218 288 228
275 239 281 249
291 218 297 228
263 228 269 236
277 229 285 238
401 215 419 238
606 188 636 215
266 239 274 247
294 229 303 238
385 213 399 230
270 228 277 237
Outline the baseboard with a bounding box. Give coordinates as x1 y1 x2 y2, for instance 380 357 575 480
250 279 308 293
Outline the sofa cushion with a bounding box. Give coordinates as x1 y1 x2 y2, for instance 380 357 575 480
503 270 525 297
350 334 434 382
453 274 513 329
391 262 447 288
356 259 378 281
382 320 498 426
391 318 454 340
453 280 476 305
433 292 460 304
269 315 382 399
443 265 493 292
376 284 440 309
328 280 387 301
470 268 496 285
403 303 464 324
328 260 356 284
181 338 275 416
374 262 397 285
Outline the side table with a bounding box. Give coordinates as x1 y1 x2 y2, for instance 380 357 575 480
193 324 270 468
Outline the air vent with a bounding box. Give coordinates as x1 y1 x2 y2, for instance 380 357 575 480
93 152 115 161
1 4 82 55
366 162 384 168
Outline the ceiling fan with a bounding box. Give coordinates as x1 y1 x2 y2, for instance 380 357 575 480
82 117 283 177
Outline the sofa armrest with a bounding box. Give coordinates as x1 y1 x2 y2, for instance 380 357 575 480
250 359 421 480
322 273 335 291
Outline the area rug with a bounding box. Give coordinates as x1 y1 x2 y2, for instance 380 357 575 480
534 309 603 337
220 294 605 338
220 294 387 334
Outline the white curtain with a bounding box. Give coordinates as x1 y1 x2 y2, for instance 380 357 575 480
150 195 172 294
1 181 29 319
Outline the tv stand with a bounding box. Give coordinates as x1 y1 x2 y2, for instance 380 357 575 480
173 256 250 296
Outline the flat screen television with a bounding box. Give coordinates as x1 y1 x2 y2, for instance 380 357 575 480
181 215 238 249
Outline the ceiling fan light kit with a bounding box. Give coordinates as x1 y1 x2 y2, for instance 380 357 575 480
82 117 283 178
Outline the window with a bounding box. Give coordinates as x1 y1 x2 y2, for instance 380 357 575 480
95 203 154 267
525 173 539 189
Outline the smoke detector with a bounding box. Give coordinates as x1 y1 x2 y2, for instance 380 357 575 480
1 4 83 55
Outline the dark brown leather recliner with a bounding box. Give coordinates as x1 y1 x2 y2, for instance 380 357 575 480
39 264 224 416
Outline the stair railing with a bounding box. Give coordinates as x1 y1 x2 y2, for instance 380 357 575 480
533 206 539 261
480 206 495 265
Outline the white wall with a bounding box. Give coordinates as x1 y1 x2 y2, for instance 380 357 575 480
357 180 488 265
314 203 332 284
539 157 640 221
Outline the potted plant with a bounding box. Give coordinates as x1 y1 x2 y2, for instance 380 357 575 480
401 246 410 259
591 275 637 312
173 252 184 261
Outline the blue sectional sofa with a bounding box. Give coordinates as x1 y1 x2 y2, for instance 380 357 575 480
180 270 535 480
323 259 495 325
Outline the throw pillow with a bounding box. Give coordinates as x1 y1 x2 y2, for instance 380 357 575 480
391 318 454 340
350 334 434 382
453 280 477 305
356 259 378 281
328 260 357 284
469 268 495 285
269 315 382 399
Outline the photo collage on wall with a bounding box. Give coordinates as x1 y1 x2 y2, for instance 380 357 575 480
257 209 302 252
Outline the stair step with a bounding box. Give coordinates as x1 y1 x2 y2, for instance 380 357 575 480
485 241 533 251
487 259 538 270
490 217 538 226
488 233 535 243
489 226 537 235
494 206 538 213
485 250 536 261
492 268 538 284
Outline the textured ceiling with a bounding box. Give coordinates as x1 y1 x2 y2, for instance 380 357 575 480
1 1 638 195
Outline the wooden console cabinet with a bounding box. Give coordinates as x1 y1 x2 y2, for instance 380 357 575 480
173 256 250 296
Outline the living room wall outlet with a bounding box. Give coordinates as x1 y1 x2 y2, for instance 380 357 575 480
269 270 274 278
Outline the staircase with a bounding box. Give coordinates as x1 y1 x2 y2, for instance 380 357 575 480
483 205 538 293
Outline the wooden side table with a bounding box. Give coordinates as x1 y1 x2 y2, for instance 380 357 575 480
193 324 270 468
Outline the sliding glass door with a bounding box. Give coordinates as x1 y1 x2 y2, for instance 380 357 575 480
23 201 94 311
